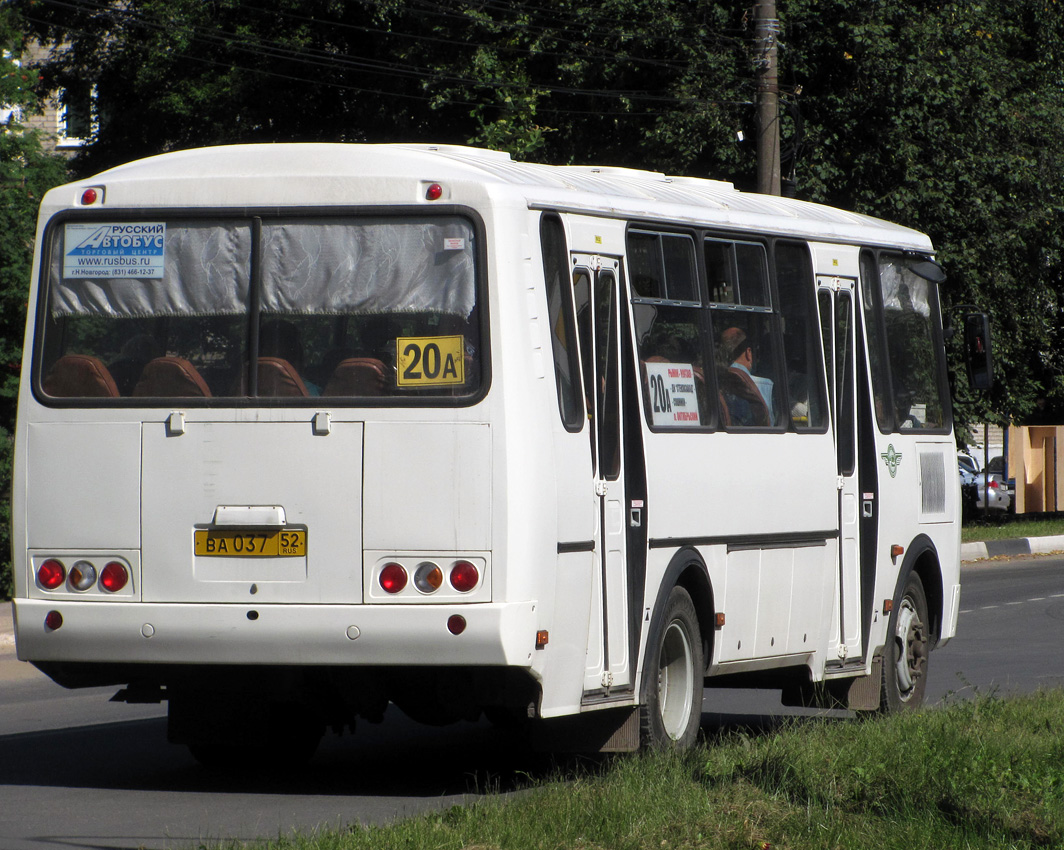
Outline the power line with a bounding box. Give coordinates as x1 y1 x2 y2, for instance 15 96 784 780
26 0 755 113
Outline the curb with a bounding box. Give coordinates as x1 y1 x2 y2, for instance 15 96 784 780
961 534 1064 563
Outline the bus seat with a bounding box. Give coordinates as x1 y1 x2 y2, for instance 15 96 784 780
324 357 388 396
718 391 731 427
255 357 308 397
133 356 212 398
42 354 120 398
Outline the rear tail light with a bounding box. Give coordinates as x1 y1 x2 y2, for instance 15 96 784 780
379 562 408 594
987 479 999 490
100 561 129 592
414 562 444 593
449 560 479 593
37 559 66 590
68 560 98 591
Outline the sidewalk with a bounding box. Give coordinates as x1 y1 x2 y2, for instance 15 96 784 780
0 601 12 651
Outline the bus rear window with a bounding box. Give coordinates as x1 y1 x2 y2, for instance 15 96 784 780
37 215 482 402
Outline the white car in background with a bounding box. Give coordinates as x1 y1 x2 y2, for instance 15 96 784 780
959 452 1012 513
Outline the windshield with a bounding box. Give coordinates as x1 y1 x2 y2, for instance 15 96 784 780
37 214 483 402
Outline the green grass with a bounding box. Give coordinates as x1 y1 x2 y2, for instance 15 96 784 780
962 514 1064 543
205 691 1064 850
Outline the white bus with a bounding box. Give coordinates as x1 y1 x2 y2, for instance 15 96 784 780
11 144 987 761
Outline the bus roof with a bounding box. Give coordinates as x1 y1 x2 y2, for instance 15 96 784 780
46 143 934 251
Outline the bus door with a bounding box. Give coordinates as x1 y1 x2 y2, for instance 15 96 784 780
573 258 631 694
819 278 863 662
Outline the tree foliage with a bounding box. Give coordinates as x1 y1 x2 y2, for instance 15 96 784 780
0 5 69 597
10 0 1064 426
783 0 1064 427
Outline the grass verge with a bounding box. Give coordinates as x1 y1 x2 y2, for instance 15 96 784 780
962 514 1064 543
210 691 1064 850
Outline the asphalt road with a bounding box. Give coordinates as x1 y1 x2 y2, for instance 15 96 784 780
2 555 1062 850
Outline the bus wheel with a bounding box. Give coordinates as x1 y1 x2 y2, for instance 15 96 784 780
881 570 929 712
640 585 703 748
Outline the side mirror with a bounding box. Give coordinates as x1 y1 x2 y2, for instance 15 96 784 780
963 312 993 392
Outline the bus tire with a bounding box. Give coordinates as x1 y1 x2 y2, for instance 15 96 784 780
880 570 929 712
640 585 703 748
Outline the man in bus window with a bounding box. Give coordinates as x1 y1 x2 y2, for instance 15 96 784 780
719 327 770 427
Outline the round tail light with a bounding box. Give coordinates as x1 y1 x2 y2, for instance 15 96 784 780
379 562 408 594
449 560 479 593
447 614 467 635
413 562 444 593
100 561 129 592
37 559 66 590
68 560 98 591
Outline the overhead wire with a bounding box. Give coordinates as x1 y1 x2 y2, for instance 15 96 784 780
25 0 756 116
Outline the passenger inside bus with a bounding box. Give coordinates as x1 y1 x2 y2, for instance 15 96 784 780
718 326 771 427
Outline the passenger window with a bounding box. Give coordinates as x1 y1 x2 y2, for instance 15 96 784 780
633 303 708 429
540 215 584 430
712 311 782 428
775 242 827 430
705 239 770 307
627 231 698 302
707 239 782 429
862 251 948 431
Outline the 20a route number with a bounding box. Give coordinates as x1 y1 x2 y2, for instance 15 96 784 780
397 335 465 387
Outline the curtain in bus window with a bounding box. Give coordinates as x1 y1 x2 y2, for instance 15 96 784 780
258 217 479 399
259 217 475 318
48 221 251 317
877 257 946 430
43 221 250 399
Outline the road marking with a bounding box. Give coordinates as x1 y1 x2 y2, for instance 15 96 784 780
1005 601 1025 606
1028 597 1046 602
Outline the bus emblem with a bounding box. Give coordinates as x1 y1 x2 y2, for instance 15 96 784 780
881 444 903 478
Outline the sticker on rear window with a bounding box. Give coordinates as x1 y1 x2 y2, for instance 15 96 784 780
63 222 166 279
397 335 466 387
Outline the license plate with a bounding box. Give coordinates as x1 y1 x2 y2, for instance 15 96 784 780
194 529 306 557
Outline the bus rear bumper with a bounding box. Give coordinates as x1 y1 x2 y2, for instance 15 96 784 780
12 599 538 669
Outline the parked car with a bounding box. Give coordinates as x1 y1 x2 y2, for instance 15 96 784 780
958 452 1012 514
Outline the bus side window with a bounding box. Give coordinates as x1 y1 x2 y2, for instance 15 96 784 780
541 215 583 430
628 229 709 430
707 238 783 429
775 241 828 430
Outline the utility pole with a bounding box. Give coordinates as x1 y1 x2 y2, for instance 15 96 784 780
754 0 781 196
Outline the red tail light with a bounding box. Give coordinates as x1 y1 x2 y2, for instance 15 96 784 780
37 559 66 590
100 561 129 592
379 562 408 594
449 560 479 593
987 479 999 490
